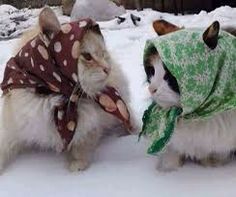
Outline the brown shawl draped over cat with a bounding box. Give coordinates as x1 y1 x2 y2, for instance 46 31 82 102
1 19 132 149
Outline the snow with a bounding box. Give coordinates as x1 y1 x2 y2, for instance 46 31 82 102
71 0 126 22
0 5 236 197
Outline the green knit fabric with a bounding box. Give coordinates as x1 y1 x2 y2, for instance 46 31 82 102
141 29 236 154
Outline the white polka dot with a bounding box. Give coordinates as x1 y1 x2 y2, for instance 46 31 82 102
79 21 87 28
53 72 62 82
58 111 64 120
37 45 49 60
40 65 45 71
54 42 62 53
20 80 24 84
29 79 36 84
19 49 22 57
31 58 34 67
9 65 16 70
31 39 36 48
71 41 80 59
99 94 117 112
23 73 27 77
7 78 13 84
72 73 78 82
63 60 67 66
70 94 78 102
24 52 29 57
67 121 76 131
116 100 129 120
70 34 74 40
48 82 60 92
61 24 72 34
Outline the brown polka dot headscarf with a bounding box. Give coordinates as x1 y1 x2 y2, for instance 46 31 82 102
1 19 132 150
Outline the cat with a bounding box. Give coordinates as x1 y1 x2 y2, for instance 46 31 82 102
0 7 135 173
146 20 236 171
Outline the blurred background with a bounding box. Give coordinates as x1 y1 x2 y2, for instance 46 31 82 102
0 0 235 15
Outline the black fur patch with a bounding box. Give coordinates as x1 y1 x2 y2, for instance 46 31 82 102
163 64 180 94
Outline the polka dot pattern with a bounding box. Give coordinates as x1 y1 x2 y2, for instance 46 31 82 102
99 94 117 112
72 73 78 82
71 41 80 59
53 72 62 82
31 58 34 67
79 21 87 28
63 60 67 66
1 19 132 149
37 45 49 60
40 64 45 71
31 39 36 48
61 24 72 34
67 121 76 131
116 100 129 120
54 42 62 53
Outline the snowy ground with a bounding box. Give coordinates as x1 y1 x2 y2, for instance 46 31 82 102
0 5 236 197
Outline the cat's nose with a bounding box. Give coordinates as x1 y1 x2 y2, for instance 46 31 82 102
148 86 157 94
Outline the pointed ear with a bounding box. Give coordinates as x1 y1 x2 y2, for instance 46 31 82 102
39 7 61 39
153 19 182 36
90 23 103 37
203 21 220 49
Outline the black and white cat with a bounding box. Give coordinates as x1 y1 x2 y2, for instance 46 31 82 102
146 20 236 171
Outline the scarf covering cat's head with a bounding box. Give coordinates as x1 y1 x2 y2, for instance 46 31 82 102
1 19 132 149
142 25 236 154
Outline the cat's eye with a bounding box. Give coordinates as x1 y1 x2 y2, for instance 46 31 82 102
82 53 93 61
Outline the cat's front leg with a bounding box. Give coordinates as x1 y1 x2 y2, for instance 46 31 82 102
68 129 102 172
156 146 183 172
0 137 21 174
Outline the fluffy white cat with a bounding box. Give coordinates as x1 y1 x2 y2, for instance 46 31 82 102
0 7 134 173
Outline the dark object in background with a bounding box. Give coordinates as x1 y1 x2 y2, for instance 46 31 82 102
124 0 236 14
0 0 62 9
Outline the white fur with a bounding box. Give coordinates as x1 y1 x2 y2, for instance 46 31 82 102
149 55 236 171
0 27 133 172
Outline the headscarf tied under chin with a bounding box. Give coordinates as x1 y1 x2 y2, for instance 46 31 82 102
1 19 132 150
141 29 236 154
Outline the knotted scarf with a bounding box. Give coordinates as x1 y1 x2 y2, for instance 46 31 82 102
1 19 132 149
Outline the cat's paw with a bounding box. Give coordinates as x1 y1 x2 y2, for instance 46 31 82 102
156 151 183 172
69 159 89 172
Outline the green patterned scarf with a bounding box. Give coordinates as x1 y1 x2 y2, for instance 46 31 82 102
141 29 236 154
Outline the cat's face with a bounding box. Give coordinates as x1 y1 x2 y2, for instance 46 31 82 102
78 30 111 96
147 53 181 108
37 7 111 97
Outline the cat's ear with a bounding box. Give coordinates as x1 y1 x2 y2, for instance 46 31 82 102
153 19 183 36
203 21 220 49
90 23 103 37
39 7 61 39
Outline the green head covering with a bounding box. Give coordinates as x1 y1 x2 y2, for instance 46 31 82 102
141 29 236 154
